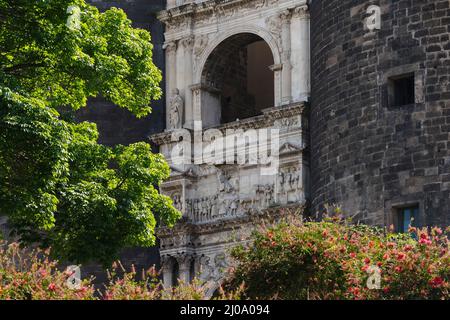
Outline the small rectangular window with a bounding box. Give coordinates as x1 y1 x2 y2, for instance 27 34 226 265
388 73 415 107
397 206 418 233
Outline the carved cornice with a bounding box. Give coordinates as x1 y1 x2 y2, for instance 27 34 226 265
159 0 309 33
149 102 307 146
160 0 265 22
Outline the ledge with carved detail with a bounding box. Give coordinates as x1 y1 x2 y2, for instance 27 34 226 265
149 102 308 146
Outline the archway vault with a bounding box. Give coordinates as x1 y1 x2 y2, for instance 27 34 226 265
194 26 281 83
197 31 277 125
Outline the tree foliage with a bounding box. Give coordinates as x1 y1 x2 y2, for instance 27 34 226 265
0 0 180 265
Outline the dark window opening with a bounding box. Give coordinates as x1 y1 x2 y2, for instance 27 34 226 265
396 206 418 233
389 74 415 107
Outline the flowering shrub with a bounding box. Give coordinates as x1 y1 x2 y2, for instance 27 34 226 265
101 261 209 300
0 243 94 300
0 241 237 300
224 216 450 300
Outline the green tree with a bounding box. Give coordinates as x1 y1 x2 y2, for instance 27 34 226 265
0 0 181 265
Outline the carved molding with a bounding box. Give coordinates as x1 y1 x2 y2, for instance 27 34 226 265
149 102 306 146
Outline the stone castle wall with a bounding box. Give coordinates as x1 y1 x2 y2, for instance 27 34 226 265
79 0 167 146
310 0 450 227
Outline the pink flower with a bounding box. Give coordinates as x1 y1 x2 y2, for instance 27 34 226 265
419 238 432 245
39 269 47 277
349 252 356 258
394 266 403 273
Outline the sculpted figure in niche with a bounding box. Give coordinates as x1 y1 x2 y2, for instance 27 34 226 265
172 193 182 212
169 88 183 129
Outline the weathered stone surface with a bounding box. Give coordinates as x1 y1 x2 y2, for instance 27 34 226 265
79 0 166 146
310 0 450 227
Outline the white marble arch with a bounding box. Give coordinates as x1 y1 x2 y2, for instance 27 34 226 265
194 26 282 112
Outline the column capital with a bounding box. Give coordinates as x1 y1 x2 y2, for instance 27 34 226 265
180 35 195 49
176 254 193 272
163 41 177 53
291 5 309 19
280 9 292 23
160 254 174 271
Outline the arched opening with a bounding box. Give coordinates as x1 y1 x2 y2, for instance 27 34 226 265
189 259 196 283
201 33 275 125
171 260 179 286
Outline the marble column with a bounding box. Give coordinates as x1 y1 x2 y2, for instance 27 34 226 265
177 255 192 284
161 256 174 288
181 36 195 129
290 5 310 103
280 10 292 105
270 64 283 107
163 41 177 129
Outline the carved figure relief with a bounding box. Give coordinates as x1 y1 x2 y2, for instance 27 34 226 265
169 88 184 129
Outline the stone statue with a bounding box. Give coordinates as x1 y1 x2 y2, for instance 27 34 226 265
172 193 182 212
169 88 183 129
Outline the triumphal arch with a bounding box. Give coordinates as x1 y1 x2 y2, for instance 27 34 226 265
150 0 310 293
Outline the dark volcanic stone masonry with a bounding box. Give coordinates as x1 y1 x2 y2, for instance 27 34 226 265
78 0 166 146
310 0 450 227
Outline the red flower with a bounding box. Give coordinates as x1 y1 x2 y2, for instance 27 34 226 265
271 241 276 247
349 287 360 296
349 252 356 258
397 253 406 261
394 266 403 273
47 283 57 291
403 245 412 252
322 230 328 238
383 287 390 294
429 277 444 288
364 257 371 264
39 269 47 277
